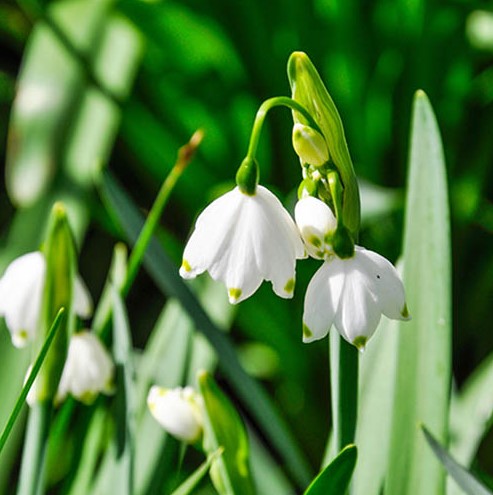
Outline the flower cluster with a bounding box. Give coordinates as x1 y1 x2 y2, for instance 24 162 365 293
0 250 114 405
179 80 410 349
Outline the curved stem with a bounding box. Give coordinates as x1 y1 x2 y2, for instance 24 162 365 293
246 96 321 159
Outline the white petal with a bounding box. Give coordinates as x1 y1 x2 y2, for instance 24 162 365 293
147 386 203 443
334 262 381 346
250 186 304 299
295 197 337 259
354 247 409 320
74 277 93 319
302 261 344 343
180 188 243 280
0 252 45 347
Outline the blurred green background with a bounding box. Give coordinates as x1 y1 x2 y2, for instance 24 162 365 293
0 0 492 490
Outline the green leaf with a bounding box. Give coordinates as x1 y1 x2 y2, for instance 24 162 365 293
304 445 357 495
422 425 493 495
385 91 451 495
198 371 255 495
99 171 313 488
170 448 224 495
450 352 493 465
351 317 400 495
111 247 136 495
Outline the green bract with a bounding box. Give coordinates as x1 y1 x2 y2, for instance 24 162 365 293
288 51 360 239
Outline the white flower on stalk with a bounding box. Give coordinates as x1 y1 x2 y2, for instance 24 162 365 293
0 252 92 348
180 186 305 303
303 247 410 349
56 331 114 404
147 385 204 443
295 196 337 259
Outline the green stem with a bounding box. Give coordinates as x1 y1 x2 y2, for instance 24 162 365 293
95 131 202 339
246 96 321 159
329 331 358 457
17 402 52 495
124 131 203 295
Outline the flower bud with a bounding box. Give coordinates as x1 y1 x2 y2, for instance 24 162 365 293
147 385 203 443
295 196 337 259
292 123 329 166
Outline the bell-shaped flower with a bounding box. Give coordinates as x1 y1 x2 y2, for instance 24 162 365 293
147 385 204 443
26 331 114 406
56 331 115 404
180 185 305 304
295 196 337 259
0 251 92 348
303 247 410 349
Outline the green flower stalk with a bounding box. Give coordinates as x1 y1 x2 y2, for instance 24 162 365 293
17 202 79 495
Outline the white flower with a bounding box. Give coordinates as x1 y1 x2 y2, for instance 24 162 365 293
303 247 410 349
25 331 113 406
180 186 305 303
295 196 337 259
147 385 203 443
0 251 92 348
57 331 114 404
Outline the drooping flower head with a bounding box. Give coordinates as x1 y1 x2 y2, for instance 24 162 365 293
302 247 410 349
180 185 305 304
26 330 115 406
0 251 92 348
57 331 114 404
147 385 204 443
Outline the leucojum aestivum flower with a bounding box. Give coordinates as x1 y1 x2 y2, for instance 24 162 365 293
146 52 412 493
179 52 410 351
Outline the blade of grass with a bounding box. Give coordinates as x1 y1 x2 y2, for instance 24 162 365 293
422 425 493 495
99 171 313 488
385 91 451 495
0 308 65 454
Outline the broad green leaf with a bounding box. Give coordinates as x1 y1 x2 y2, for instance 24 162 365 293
304 445 357 495
450 352 493 465
198 371 255 495
449 353 493 495
99 171 312 488
351 317 400 495
422 425 493 495
170 448 224 495
385 91 451 495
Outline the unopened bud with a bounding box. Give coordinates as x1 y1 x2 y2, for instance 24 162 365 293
292 123 329 166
